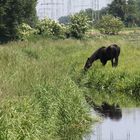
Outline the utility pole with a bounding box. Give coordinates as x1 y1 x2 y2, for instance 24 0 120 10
93 0 100 21
91 0 97 21
91 0 94 24
90 0 100 23
97 0 100 20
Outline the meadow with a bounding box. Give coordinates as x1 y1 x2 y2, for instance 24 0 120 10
0 30 140 139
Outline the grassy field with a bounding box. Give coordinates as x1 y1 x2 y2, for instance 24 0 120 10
0 31 140 139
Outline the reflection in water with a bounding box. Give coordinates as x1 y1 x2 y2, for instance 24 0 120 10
84 96 140 140
85 95 122 120
94 102 122 121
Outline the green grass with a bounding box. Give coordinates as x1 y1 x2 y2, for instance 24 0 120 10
0 32 140 139
0 40 95 140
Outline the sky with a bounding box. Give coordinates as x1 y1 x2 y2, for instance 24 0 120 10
36 0 112 20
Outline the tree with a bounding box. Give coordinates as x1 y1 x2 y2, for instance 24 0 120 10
36 18 66 39
0 0 37 42
68 12 90 39
95 15 124 35
107 0 138 26
99 7 109 17
81 9 103 22
125 0 137 27
136 0 140 26
108 0 127 21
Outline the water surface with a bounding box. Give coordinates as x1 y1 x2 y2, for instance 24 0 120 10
85 108 140 140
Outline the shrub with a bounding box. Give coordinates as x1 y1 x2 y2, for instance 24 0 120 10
36 18 66 39
95 15 124 35
69 12 91 39
17 23 36 40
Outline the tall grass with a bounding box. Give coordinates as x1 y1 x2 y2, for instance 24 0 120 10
0 32 140 139
0 39 94 140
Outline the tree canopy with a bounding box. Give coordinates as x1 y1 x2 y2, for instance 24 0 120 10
107 0 137 26
0 0 37 42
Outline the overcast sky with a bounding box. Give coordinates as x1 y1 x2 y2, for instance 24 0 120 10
36 0 112 19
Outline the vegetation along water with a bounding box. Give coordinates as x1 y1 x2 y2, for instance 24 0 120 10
0 30 140 139
0 0 140 139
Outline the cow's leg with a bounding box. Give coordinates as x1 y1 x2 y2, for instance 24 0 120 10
103 61 107 66
102 60 107 66
114 57 118 67
100 59 107 66
111 59 114 67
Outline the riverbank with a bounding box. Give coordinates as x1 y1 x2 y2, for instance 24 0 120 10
0 32 140 139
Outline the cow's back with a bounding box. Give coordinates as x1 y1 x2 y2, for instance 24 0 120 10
106 44 120 59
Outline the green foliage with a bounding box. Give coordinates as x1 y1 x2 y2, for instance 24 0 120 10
0 31 140 139
125 0 137 27
80 9 100 23
0 0 37 42
17 23 37 40
79 68 140 106
36 18 66 39
0 98 45 140
108 0 127 21
69 12 91 39
95 15 124 35
108 0 138 26
35 79 92 140
136 0 140 26
0 39 95 140
81 69 140 97
0 81 92 140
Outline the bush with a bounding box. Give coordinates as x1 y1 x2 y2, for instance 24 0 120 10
36 18 66 39
17 23 36 40
69 12 91 39
95 15 124 35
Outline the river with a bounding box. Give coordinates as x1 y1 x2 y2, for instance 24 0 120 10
84 108 140 140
